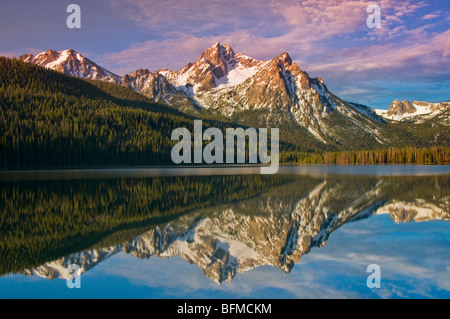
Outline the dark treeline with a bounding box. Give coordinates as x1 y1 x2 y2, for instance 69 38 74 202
281 146 450 165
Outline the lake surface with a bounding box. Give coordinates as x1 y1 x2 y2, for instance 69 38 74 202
0 166 449 299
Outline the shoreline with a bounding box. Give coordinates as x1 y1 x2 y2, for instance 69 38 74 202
1 164 449 180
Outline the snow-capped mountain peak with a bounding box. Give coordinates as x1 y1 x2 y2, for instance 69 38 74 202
18 49 120 83
161 42 265 94
375 100 450 122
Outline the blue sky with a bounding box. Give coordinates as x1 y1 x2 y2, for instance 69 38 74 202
1 0 449 108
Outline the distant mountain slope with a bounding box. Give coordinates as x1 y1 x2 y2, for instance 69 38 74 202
19 49 121 83
157 43 386 148
376 100 450 123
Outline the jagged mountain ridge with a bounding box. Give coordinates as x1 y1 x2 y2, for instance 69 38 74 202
18 44 388 148
18 44 449 149
159 42 266 95
156 43 386 146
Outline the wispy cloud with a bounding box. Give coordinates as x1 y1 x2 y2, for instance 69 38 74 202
423 11 443 20
307 30 450 79
105 0 279 35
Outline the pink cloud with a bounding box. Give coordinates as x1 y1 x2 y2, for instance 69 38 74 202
276 0 368 39
306 29 450 81
100 0 446 86
423 11 442 20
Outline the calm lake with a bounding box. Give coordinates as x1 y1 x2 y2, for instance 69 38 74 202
0 166 449 299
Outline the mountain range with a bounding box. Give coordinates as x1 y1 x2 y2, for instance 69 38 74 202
18 43 449 151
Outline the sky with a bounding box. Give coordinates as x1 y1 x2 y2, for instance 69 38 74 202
0 0 449 108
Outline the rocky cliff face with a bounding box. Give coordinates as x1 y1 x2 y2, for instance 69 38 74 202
121 68 185 104
387 100 417 117
159 42 266 95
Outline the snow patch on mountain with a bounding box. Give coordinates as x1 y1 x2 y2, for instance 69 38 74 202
19 49 120 83
215 65 261 90
375 100 449 122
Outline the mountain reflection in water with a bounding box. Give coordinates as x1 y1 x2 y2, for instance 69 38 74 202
0 171 448 285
